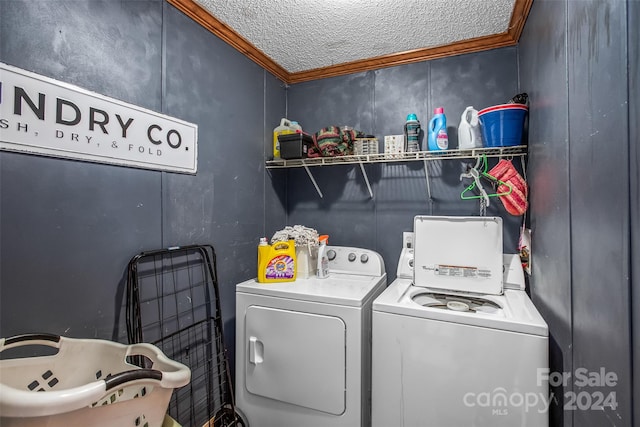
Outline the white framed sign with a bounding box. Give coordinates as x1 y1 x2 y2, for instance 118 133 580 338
0 62 198 174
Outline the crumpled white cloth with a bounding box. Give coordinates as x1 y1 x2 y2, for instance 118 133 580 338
271 225 319 248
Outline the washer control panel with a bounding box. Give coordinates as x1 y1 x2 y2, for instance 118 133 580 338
396 232 415 279
326 246 385 277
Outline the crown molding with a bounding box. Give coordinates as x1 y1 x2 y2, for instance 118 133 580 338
167 0 532 84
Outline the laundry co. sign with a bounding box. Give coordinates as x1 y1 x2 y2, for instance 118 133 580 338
0 62 197 174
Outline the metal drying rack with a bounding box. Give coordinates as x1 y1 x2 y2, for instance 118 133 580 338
126 244 246 427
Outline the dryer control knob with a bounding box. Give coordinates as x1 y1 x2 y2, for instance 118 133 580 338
360 254 369 263
327 249 336 260
348 253 356 262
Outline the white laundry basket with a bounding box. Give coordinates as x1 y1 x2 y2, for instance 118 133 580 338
0 333 190 427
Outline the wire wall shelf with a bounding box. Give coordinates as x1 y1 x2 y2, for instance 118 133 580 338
265 145 527 199
265 145 527 169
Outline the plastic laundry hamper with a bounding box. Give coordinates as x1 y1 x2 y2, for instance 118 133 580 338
0 333 190 427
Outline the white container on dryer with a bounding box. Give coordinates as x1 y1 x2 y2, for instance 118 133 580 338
371 216 549 427
235 246 387 427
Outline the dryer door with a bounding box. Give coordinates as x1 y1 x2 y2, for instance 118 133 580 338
244 306 346 415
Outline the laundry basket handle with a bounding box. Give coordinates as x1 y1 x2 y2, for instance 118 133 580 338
0 333 61 351
124 342 191 389
104 368 163 391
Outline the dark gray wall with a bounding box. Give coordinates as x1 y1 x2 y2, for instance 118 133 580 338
0 0 287 365
567 1 632 426
286 47 523 280
518 2 573 426
519 0 635 426
630 1 640 425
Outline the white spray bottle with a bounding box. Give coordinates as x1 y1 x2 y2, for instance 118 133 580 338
317 235 330 279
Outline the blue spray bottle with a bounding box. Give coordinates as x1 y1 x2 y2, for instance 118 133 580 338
428 107 449 151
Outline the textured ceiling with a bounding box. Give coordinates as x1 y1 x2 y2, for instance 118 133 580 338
193 0 517 73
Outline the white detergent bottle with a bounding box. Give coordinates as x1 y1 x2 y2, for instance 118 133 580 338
317 235 330 279
458 106 483 149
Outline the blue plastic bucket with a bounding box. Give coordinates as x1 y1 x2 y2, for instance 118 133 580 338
478 104 528 147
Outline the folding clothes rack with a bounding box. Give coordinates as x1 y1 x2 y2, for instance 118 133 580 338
126 245 245 427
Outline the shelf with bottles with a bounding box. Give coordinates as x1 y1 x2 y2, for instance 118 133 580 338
265 145 528 199
265 145 527 169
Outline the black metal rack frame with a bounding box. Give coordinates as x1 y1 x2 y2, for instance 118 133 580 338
126 245 244 427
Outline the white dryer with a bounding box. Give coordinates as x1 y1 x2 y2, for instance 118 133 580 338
372 216 549 427
236 246 387 427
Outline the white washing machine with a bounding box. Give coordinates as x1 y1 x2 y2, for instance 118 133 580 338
372 216 549 427
236 245 387 427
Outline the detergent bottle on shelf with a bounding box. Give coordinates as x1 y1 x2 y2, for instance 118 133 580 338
317 235 330 279
457 106 483 149
273 118 297 159
428 107 448 151
404 114 421 152
258 239 297 283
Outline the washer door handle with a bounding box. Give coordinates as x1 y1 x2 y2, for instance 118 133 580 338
249 336 264 365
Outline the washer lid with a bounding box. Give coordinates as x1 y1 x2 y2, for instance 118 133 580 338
413 216 503 295
236 273 387 306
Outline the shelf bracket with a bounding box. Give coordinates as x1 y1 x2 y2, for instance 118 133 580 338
423 160 432 201
303 165 323 198
358 162 374 199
